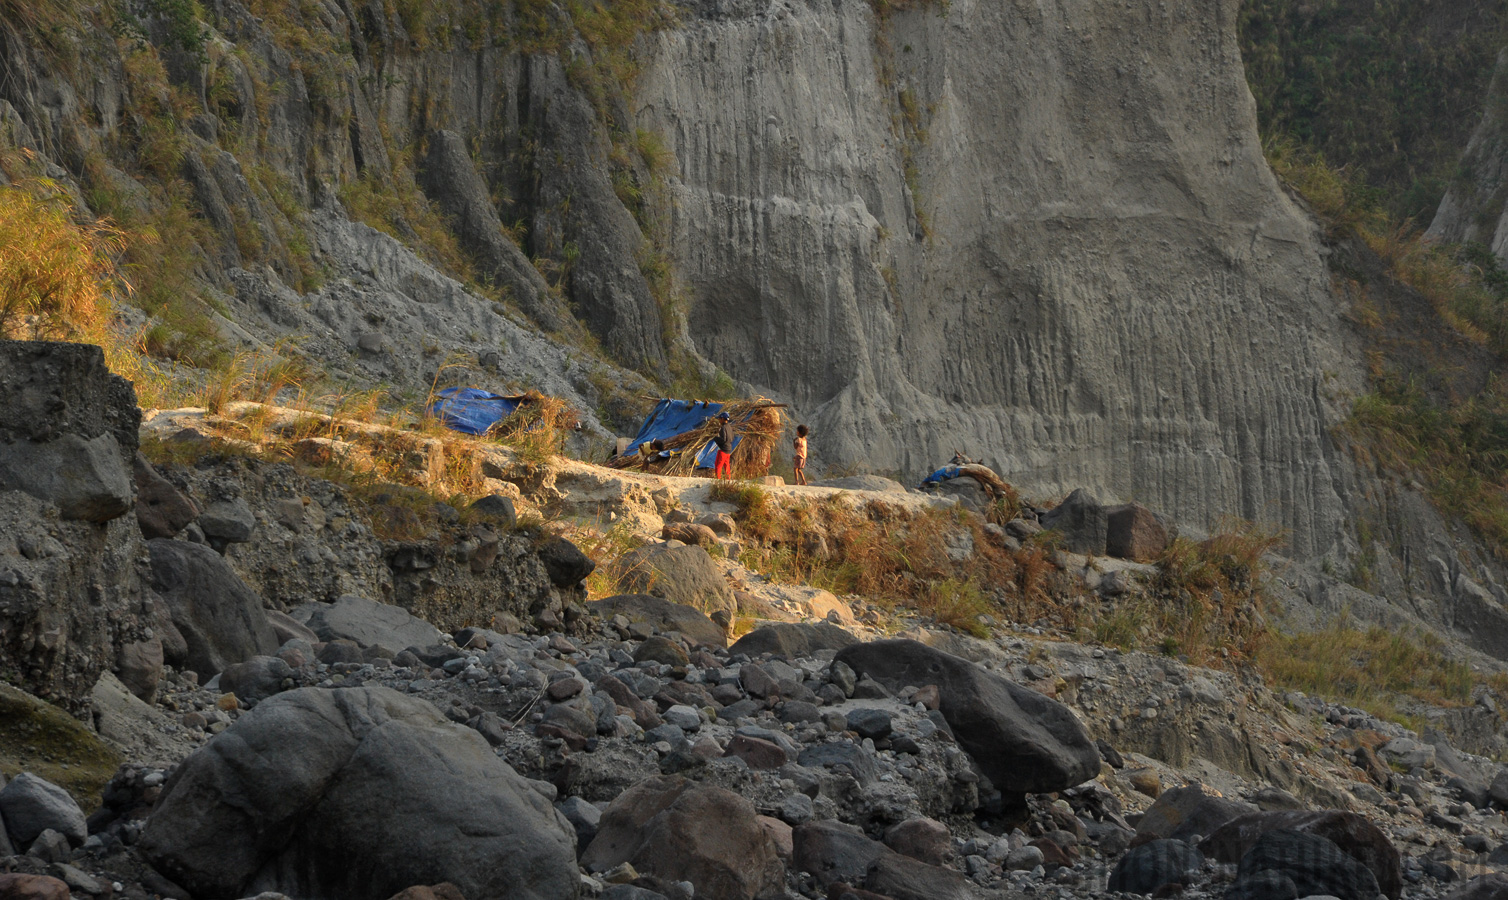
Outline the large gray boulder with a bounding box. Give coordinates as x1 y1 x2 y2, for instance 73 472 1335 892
1135 783 1258 844
792 820 989 900
0 773 86 847
1039 489 1107 554
588 594 727 648
834 639 1099 793
582 775 782 900
147 538 279 678
730 622 857 658
133 452 198 539
0 433 133 522
0 341 149 707
1108 839 1203 894
0 341 138 523
616 543 733 615
296 594 444 658
1231 829 1379 900
138 686 578 900
1199 810 1401 900
1447 874 1508 900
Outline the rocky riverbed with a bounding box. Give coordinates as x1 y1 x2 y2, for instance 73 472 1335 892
9 597 1508 900
5 339 1508 900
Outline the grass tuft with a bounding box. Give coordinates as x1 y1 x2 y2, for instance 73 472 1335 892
1260 618 1476 726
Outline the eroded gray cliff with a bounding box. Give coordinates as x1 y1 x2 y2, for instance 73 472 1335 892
0 0 1370 559
639 0 1364 555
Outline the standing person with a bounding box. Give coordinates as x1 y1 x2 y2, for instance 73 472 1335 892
713 412 734 479
793 424 809 485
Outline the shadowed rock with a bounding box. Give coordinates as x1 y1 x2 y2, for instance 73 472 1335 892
835 639 1098 793
139 686 578 900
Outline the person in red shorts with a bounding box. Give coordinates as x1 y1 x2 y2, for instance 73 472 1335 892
713 412 734 479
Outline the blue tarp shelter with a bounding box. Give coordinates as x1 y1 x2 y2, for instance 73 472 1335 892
623 399 740 469
428 387 527 436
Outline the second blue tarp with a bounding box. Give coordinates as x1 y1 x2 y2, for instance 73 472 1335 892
427 387 526 436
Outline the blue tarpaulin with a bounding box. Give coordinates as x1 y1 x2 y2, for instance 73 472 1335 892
623 399 741 469
920 464 963 488
428 387 526 436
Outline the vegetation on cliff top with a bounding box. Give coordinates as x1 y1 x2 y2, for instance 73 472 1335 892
1240 0 1508 222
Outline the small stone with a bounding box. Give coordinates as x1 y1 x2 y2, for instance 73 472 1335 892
1006 846 1044 871
198 498 256 544
1127 768 1162 798
828 661 857 697
25 828 70 863
778 701 821 724
469 494 517 527
546 678 585 701
602 862 639 884
556 796 602 851
664 705 702 731
780 793 815 825
0 874 70 900
740 663 779 699
758 815 794 860
846 708 893 740
723 734 788 769
51 863 103 895
884 817 953 866
634 635 689 666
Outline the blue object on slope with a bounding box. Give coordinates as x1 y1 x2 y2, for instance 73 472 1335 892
920 464 962 488
623 398 741 470
428 387 526 436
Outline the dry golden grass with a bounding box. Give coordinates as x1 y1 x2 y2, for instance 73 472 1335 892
0 182 125 341
489 392 580 465
1259 618 1482 729
1103 520 1287 665
712 484 1075 636
552 518 649 600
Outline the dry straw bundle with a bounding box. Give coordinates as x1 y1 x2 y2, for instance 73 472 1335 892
611 398 789 478
489 390 580 461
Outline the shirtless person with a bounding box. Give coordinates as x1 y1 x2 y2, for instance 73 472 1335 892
792 424 809 485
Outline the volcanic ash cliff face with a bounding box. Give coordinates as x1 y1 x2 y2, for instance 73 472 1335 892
0 0 1372 559
637 0 1364 556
